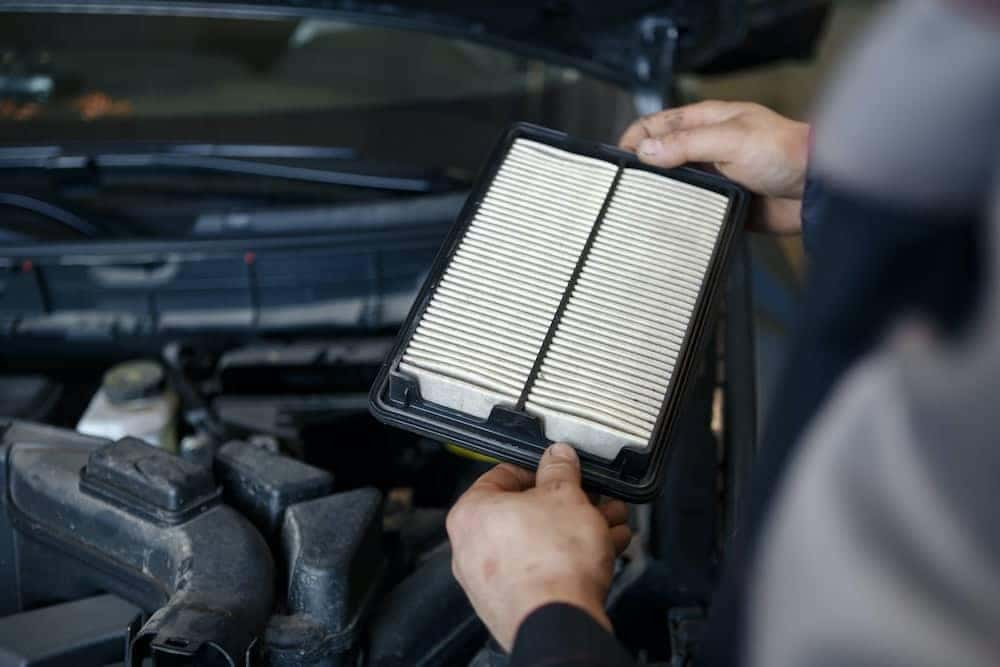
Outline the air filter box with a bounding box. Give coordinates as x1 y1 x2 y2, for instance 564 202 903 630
369 124 747 500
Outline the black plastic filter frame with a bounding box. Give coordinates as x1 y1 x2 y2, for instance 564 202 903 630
369 123 748 501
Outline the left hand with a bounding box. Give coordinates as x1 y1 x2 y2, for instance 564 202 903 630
618 101 810 234
446 443 632 651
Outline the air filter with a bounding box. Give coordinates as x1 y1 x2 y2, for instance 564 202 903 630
370 124 747 500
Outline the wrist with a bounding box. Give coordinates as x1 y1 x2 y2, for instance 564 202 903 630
753 196 804 235
784 121 812 199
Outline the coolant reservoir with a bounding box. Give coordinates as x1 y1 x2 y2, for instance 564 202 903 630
77 360 179 451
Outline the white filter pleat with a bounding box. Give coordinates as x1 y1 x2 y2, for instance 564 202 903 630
400 139 618 418
526 168 729 459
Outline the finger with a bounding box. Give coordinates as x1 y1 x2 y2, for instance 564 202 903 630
619 100 748 150
635 120 745 169
598 499 629 527
610 524 633 555
619 101 740 150
466 462 535 497
535 442 582 492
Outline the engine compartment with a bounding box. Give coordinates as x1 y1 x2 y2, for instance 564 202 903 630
0 339 498 665
0 252 753 665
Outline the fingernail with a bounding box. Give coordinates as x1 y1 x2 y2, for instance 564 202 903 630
638 138 661 156
547 442 576 460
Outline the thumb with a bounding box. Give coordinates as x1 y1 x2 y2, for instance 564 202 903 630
636 121 743 169
535 443 582 491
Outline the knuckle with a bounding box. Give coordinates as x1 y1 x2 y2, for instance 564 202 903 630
545 480 585 503
446 503 472 538
544 478 568 494
620 120 646 146
602 545 618 567
540 463 576 484
662 110 685 132
670 131 693 158
692 99 725 113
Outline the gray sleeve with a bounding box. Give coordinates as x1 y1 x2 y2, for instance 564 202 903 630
747 3 1000 664
748 300 1000 667
811 0 1000 212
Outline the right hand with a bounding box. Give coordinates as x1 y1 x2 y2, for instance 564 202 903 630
447 443 631 651
619 101 810 234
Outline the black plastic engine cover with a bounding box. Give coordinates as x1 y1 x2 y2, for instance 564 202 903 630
0 420 274 666
215 439 335 541
264 487 385 667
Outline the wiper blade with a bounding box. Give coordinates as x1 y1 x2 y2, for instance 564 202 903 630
0 143 357 161
96 153 437 192
0 144 449 193
191 191 468 236
163 144 356 159
0 192 100 238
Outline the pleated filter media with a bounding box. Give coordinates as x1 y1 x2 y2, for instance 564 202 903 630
395 138 730 461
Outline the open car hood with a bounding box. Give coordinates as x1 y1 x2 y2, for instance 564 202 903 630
4 0 829 92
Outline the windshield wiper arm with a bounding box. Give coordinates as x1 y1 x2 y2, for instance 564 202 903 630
163 144 357 159
0 192 100 238
191 191 468 236
0 145 450 193
97 153 438 192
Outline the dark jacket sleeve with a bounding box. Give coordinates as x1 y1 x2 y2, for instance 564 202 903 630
510 603 637 667
799 166 824 258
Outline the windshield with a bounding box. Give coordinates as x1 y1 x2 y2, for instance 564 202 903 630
0 9 637 338
1 11 634 175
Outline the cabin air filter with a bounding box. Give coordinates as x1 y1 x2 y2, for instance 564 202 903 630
370 124 747 500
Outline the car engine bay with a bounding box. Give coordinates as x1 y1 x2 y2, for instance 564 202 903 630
0 124 760 665
0 268 754 665
1 339 496 666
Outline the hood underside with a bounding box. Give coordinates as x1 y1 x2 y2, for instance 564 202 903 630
2 0 829 89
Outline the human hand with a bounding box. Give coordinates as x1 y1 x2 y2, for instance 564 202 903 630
619 100 810 234
446 443 632 651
